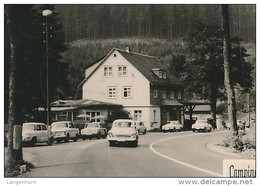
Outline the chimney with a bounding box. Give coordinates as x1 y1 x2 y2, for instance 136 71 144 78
126 47 131 53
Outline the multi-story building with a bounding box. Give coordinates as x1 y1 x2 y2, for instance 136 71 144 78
79 47 184 130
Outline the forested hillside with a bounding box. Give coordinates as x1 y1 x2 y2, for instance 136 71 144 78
56 4 255 42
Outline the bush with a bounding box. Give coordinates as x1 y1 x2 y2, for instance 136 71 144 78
222 128 255 152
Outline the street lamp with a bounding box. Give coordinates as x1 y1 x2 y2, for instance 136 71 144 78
42 9 52 125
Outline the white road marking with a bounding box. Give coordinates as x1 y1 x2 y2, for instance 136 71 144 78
149 133 223 177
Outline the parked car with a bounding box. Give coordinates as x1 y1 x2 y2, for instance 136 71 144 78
22 122 53 146
135 121 147 135
107 119 139 147
226 120 246 130
162 121 183 132
51 121 79 143
192 120 212 132
81 122 107 140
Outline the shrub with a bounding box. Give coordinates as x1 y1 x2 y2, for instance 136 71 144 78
222 128 255 152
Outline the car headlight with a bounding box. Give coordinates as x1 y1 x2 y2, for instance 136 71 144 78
108 132 114 137
131 133 137 138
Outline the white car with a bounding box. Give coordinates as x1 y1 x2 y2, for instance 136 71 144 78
107 119 139 147
135 121 147 135
192 120 212 132
162 121 183 132
51 121 79 143
81 122 107 140
22 122 53 146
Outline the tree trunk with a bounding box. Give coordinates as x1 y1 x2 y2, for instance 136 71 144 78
222 4 238 136
210 84 218 129
5 5 23 173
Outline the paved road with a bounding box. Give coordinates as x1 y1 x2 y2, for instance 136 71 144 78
20 130 240 178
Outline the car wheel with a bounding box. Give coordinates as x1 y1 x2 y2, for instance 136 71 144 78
30 137 37 146
97 132 101 139
192 129 195 132
73 134 78 142
208 128 212 132
173 128 176 132
109 141 115 146
163 130 166 133
102 133 107 139
47 137 53 145
143 130 146 135
89 137 92 140
57 139 61 143
64 134 70 142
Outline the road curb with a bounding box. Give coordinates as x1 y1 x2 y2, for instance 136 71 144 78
206 140 242 158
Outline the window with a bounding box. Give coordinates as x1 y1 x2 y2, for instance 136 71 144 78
41 125 47 130
153 90 158 98
134 110 142 121
177 91 182 99
159 71 163 78
86 111 101 122
114 54 117 57
163 71 167 79
108 87 117 98
118 66 127 76
159 70 167 79
170 92 175 99
123 87 132 98
104 66 112 77
57 112 69 121
162 91 166 98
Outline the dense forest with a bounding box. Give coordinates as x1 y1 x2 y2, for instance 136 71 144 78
56 4 255 42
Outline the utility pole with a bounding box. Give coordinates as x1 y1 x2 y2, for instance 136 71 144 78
42 9 52 125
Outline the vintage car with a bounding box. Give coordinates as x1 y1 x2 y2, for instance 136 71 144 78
162 120 183 132
81 122 107 140
226 120 246 130
22 122 53 146
51 121 79 143
192 120 212 132
107 119 139 147
135 121 147 135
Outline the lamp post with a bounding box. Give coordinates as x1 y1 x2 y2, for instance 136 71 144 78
42 9 52 125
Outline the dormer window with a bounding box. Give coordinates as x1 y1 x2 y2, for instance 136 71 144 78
152 68 167 79
159 71 167 79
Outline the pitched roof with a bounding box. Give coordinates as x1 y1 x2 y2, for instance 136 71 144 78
117 49 183 87
79 48 183 88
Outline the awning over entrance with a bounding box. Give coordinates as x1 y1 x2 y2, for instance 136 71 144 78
51 107 78 111
160 99 183 106
51 99 122 107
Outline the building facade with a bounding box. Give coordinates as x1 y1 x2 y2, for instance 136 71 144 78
79 48 184 130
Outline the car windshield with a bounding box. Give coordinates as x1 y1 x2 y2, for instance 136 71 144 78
195 120 208 124
113 121 134 128
23 124 37 130
52 122 68 128
87 123 99 128
170 121 180 125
